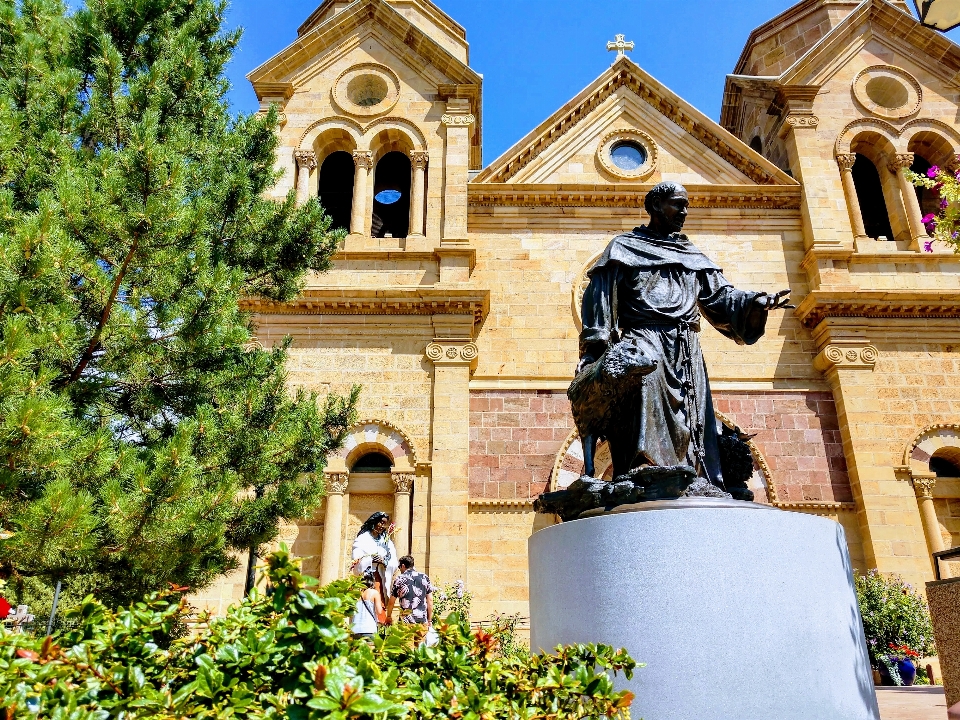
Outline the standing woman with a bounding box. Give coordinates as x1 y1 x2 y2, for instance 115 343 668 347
351 569 385 639
351 511 398 606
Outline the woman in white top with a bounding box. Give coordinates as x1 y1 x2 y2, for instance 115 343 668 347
351 511 398 606
351 569 385 638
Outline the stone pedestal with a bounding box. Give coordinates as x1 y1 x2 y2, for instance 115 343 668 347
529 499 880 720
927 577 960 708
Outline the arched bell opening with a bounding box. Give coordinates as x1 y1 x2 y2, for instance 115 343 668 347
371 151 411 238
851 153 894 240
318 151 356 232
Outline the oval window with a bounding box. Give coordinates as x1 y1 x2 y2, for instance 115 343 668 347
347 75 388 107
610 140 646 171
865 76 909 110
375 189 402 204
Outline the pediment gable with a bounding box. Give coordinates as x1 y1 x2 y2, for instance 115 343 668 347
247 0 480 97
778 0 960 89
474 57 794 186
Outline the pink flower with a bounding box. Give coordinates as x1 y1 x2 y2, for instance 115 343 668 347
921 213 936 223
927 165 940 178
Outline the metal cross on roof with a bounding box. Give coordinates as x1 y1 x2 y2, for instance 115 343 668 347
606 33 635 58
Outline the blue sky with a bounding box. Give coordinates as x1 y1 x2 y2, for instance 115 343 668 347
222 0 960 165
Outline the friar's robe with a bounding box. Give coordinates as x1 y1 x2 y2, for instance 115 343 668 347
579 226 770 487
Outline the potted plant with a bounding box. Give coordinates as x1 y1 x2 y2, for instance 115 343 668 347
855 570 936 685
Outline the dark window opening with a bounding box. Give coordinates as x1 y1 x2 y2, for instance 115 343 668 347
930 451 960 478
852 154 894 240
318 151 355 232
351 452 393 473
910 155 942 221
749 136 763 154
371 151 410 238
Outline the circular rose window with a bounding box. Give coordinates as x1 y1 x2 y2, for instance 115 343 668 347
597 129 657 180
333 64 400 117
852 66 921 120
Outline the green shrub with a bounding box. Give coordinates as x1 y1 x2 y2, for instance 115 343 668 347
0 547 638 718
855 569 936 666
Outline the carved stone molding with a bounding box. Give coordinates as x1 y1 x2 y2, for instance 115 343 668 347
410 151 429 169
813 344 879 372
294 149 317 170
425 341 479 364
325 472 349 494
836 153 857 171
779 115 819 138
352 150 374 169
887 152 915 174
391 473 414 493
912 476 936 499
442 113 475 127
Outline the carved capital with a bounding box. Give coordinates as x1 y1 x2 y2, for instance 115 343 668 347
442 113 475 127
352 150 374 170
813 344 878 373
425 341 478 365
410 151 429 170
887 153 915 174
836 153 857 171
325 472 349 494
392 472 414 493
294 149 317 170
912 476 936 499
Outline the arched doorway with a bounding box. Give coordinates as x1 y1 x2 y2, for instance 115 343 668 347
317 151 355 232
371 151 411 238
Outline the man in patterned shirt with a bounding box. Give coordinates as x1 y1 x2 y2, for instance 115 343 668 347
386 555 433 626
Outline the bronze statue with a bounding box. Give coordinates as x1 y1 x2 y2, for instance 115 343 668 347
536 181 791 520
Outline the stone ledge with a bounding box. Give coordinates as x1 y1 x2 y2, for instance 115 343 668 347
772 500 858 514
797 290 960 328
468 499 536 513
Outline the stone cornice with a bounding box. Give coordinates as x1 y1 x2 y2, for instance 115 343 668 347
468 499 536 512
771 500 858 514
468 183 801 210
796 290 960 329
240 288 489 325
474 57 793 186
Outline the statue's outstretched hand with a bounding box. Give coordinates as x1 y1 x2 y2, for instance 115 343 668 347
754 289 794 310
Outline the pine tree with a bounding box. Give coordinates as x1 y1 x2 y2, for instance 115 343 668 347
0 0 357 613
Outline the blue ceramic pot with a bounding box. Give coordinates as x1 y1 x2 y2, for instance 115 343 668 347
896 658 916 686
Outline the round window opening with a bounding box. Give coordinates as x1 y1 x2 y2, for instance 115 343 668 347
347 74 388 107
610 140 647 172
374 189 402 204
865 76 909 110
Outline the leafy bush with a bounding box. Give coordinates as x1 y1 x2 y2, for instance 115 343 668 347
0 548 638 718
855 569 936 666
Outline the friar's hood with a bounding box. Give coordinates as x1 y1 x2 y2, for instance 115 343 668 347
588 225 722 276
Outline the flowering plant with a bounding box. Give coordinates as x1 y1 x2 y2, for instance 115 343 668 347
855 569 935 666
887 642 921 661
906 159 960 253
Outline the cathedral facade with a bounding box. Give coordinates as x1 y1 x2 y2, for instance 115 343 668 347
193 0 960 621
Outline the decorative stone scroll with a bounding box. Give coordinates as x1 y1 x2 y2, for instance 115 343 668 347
813 344 878 372
912 476 936 499
441 113 476 126
425 342 479 364
780 115 819 137
835 153 857 171
887 152 915 174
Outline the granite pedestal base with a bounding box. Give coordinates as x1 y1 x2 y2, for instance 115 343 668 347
529 498 880 720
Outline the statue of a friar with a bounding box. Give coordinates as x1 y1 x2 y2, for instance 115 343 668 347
543 181 791 516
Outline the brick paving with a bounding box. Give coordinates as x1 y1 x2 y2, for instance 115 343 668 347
875 686 948 720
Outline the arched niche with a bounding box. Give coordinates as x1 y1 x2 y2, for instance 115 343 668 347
328 419 419 474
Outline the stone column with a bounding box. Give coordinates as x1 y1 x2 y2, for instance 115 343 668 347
350 150 373 237
391 472 414 557
294 150 317 207
813 324 933 589
409 151 428 238
913 475 946 573
319 472 348 584
889 152 927 249
441 100 474 243
424 326 478 585
836 153 868 242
